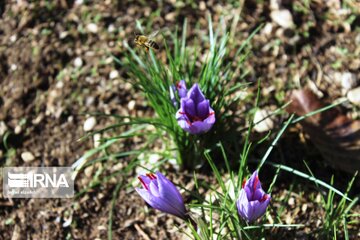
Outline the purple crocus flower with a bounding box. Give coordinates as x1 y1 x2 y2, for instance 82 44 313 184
236 171 271 222
135 172 187 219
176 80 187 98
176 83 215 134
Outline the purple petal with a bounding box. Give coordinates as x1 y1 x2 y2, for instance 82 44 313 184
237 189 251 221
253 188 266 201
188 120 212 134
138 174 152 187
150 196 186 219
196 100 210 120
203 108 215 125
149 181 160 197
136 188 183 218
245 171 262 194
182 98 196 117
156 172 186 216
187 84 205 104
248 196 271 222
135 188 160 209
176 109 191 132
177 80 187 98
244 186 252 200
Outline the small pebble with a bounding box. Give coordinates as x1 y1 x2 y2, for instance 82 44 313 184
21 152 35 162
149 154 161 164
83 117 97 131
109 70 119 80
165 12 176 22
107 24 115 33
347 87 360 106
128 100 136 111
62 216 72 228
10 64 17 71
56 81 64 89
10 34 17 42
14 125 22 134
340 72 357 90
253 109 275 133
262 23 273 36
270 0 281 10
74 57 83 68
271 9 294 29
199 1 206 11
0 121 8 136
84 165 94 178
59 31 68 39
86 23 98 33
301 204 308 213
93 133 101 148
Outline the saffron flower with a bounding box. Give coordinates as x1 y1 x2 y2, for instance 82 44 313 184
176 80 187 98
236 171 271 222
135 172 187 219
176 83 215 134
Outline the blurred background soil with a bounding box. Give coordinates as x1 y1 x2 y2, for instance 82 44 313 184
0 0 359 239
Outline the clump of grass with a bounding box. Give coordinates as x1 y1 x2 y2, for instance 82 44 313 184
113 16 259 169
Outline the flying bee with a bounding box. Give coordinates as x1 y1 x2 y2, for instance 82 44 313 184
134 30 160 52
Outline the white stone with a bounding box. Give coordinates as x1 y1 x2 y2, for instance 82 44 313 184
56 81 64 89
109 70 119 79
84 165 94 177
356 33 360 45
10 64 17 71
127 100 136 111
149 154 161 164
83 117 97 131
270 0 281 10
21 152 35 162
271 9 294 29
93 133 101 148
0 121 8 136
340 72 357 90
62 215 72 228
59 31 68 39
10 34 17 42
199 1 206 11
105 57 113 64
74 57 83 68
262 22 273 36
107 24 115 33
14 125 22 134
87 23 98 33
347 87 360 106
253 109 275 133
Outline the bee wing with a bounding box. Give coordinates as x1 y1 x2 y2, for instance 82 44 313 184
148 30 159 39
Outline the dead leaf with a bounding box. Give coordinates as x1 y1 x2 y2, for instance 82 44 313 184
287 89 360 173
